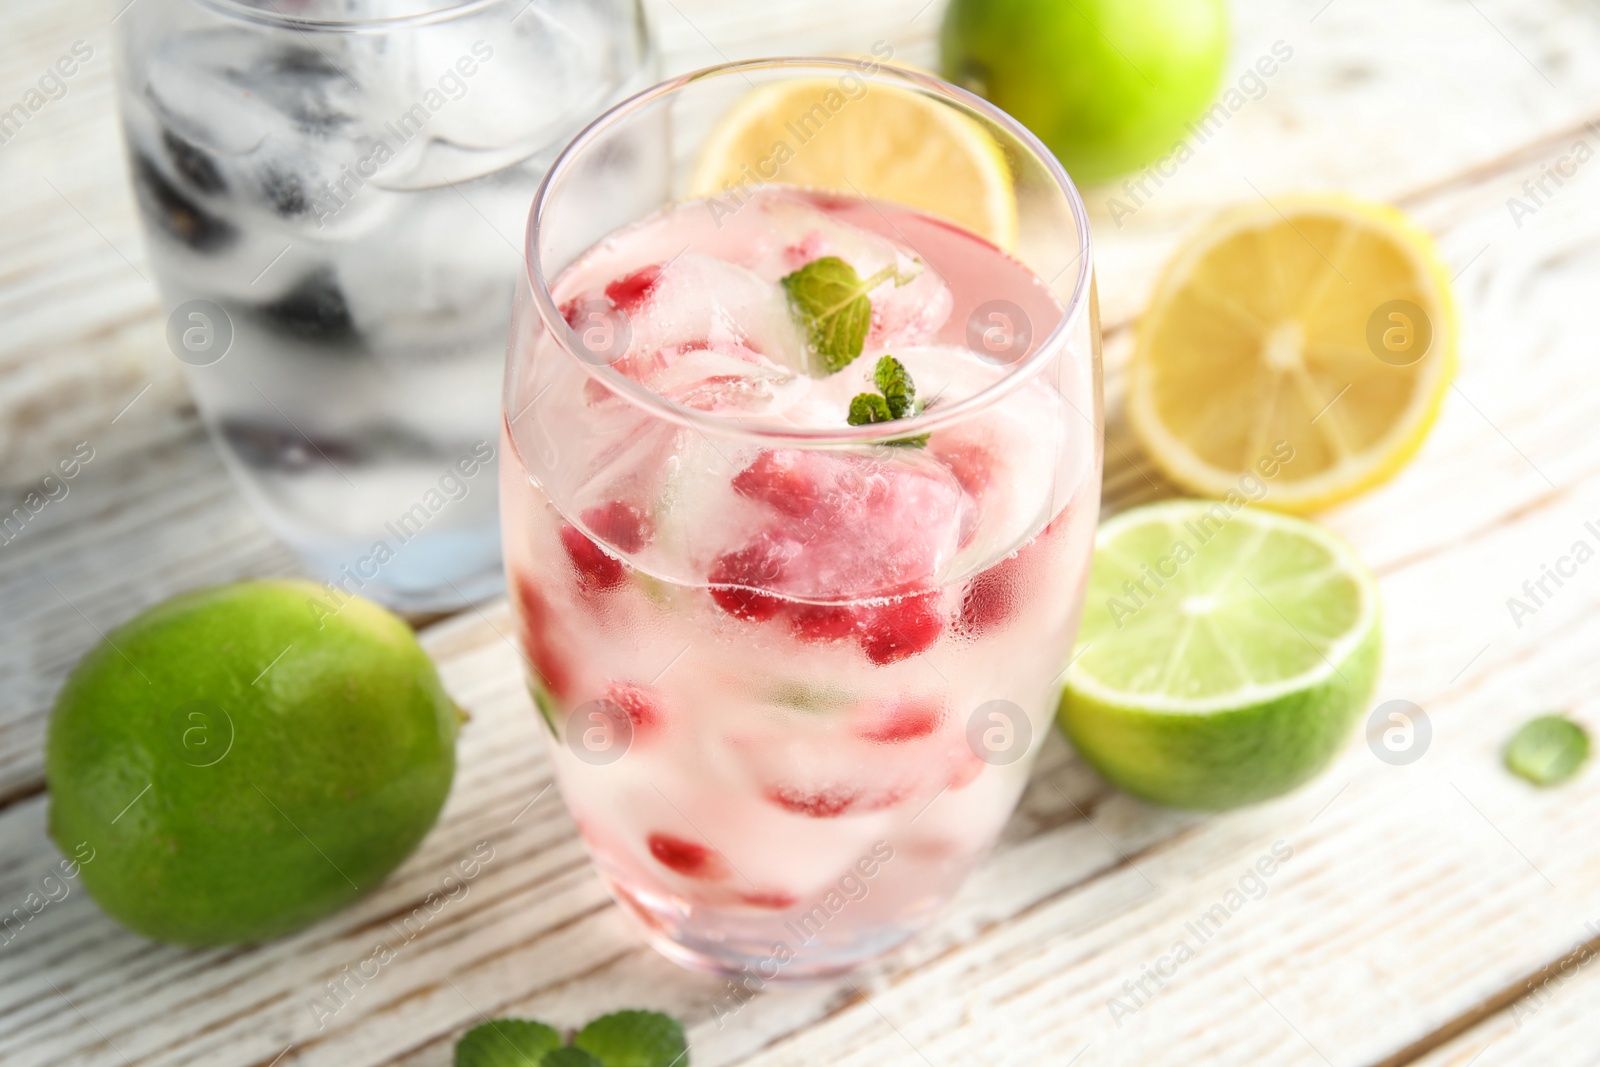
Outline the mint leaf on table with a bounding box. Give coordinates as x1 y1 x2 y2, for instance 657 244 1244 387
781 256 902 375
1505 714 1589 786
573 1010 689 1067
455 1019 562 1067
542 1049 605 1067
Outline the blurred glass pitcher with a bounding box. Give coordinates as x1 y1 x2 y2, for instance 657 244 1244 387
115 0 654 610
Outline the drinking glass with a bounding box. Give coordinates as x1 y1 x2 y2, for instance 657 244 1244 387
115 0 652 610
503 57 1101 978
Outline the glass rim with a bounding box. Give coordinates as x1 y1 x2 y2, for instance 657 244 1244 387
194 0 511 31
521 56 1095 446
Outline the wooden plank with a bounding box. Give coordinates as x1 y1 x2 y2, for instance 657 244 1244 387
1406 941 1600 1067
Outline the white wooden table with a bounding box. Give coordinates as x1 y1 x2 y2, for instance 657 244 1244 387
4 0 1600 1063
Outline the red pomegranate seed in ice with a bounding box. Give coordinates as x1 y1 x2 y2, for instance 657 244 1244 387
606 681 665 732
933 439 994 498
857 699 944 743
647 832 726 880
765 784 861 819
858 593 945 665
581 500 652 553
739 889 799 910
708 536 794 622
731 449 830 521
559 523 626 591
559 298 583 328
787 602 861 643
512 572 577 701
958 552 1025 635
604 264 663 313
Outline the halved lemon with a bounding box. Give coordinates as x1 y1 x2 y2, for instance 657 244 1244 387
1128 195 1456 512
689 77 1019 249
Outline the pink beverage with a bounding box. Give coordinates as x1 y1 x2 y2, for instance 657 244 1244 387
504 61 1100 979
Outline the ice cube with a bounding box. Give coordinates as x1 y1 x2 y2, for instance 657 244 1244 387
560 252 808 379
647 343 796 414
254 267 358 344
739 191 954 349
334 174 524 356
382 0 636 161
727 447 970 599
130 150 236 254
142 28 390 234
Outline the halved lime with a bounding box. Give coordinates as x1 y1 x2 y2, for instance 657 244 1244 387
1058 501 1381 810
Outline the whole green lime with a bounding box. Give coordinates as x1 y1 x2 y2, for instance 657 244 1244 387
941 0 1229 185
46 580 459 945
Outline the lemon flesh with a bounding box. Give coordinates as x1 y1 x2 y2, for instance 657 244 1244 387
690 77 1019 249
1130 195 1456 512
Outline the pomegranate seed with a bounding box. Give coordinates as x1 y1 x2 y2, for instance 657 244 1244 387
731 450 831 521
857 698 944 743
958 553 1024 635
708 536 794 622
606 681 665 732
765 784 860 818
787 602 861 643
858 593 945 665
558 523 626 591
604 264 663 312
933 439 994 498
581 500 652 553
739 890 799 910
512 573 577 701
647 832 727 880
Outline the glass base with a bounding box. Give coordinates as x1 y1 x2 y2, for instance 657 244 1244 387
605 875 925 982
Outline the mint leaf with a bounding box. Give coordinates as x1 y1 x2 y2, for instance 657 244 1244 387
528 679 561 740
873 355 916 419
848 392 893 426
543 1049 604 1067
456 1019 563 1067
846 355 927 446
781 256 896 375
573 1010 689 1067
1505 714 1589 786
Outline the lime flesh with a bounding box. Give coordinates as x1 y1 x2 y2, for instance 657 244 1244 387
1059 502 1380 809
46 580 459 945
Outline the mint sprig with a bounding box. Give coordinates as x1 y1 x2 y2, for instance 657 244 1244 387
780 256 919 375
455 1011 687 1067
848 355 928 447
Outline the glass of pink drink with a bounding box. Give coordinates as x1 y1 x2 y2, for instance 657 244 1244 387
503 59 1101 979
